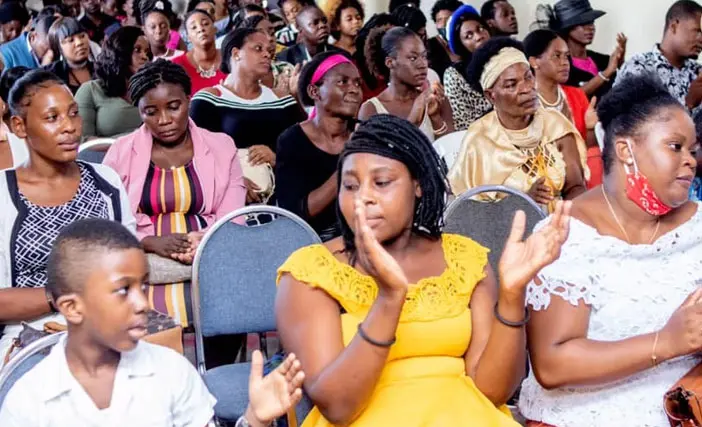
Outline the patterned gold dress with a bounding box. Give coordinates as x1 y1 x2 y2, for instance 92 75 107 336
277 234 520 427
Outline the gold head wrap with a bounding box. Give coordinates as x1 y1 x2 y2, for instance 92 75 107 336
479 47 530 91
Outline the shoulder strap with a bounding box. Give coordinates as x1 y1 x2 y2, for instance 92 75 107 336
367 97 388 114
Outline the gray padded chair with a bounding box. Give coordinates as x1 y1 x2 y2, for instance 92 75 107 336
77 138 114 163
191 206 321 423
0 332 65 409
444 185 546 269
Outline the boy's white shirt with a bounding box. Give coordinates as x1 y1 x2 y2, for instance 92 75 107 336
0 335 216 427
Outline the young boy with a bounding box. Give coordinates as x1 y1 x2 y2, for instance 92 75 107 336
0 219 304 427
275 0 310 47
276 5 338 66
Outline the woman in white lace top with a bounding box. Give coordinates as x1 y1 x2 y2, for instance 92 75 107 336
520 73 702 427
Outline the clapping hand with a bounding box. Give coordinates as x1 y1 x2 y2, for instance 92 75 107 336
616 33 628 67
585 96 599 131
498 200 571 295
427 82 445 119
354 198 409 297
245 351 305 427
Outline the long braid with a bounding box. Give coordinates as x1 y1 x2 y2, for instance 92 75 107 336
337 115 449 261
128 59 192 105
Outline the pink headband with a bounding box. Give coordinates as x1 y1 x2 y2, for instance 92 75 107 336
310 54 354 85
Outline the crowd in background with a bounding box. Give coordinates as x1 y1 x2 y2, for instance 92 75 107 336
0 0 701 426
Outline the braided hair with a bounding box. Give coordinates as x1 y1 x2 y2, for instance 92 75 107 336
128 59 192 106
337 114 449 260
391 3 426 34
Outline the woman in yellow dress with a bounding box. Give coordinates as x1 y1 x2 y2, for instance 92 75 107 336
448 37 588 213
275 114 572 426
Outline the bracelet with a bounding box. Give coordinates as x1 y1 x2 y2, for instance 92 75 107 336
434 121 448 136
493 302 530 327
357 323 396 347
598 71 611 82
651 331 660 368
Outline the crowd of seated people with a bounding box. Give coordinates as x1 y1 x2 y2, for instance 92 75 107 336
0 0 701 426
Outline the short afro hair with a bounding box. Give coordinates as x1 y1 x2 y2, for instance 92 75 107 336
466 36 525 94
597 73 685 174
328 0 365 39
47 219 142 301
431 0 462 23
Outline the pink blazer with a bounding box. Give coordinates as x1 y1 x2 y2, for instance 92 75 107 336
103 119 246 240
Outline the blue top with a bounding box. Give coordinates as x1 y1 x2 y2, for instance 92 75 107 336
690 177 702 202
0 33 38 71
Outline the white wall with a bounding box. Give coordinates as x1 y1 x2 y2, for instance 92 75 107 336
364 0 679 60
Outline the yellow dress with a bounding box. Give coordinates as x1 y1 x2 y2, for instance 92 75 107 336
276 234 520 427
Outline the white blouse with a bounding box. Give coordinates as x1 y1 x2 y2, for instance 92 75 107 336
519 204 702 427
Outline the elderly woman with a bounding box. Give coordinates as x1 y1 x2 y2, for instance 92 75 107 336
448 38 587 212
519 73 702 427
443 5 493 131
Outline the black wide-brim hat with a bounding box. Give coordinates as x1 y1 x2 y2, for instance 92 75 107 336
553 0 606 30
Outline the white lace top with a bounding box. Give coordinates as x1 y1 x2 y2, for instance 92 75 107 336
519 204 702 427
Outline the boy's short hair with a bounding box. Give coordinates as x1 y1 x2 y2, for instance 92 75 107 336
47 219 142 300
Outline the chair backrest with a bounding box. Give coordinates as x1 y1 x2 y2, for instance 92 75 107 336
191 206 321 371
444 185 546 269
77 138 115 163
432 130 466 171
0 332 65 409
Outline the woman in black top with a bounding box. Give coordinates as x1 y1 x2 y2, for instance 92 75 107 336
276 51 361 241
44 17 94 94
536 0 626 99
190 28 305 202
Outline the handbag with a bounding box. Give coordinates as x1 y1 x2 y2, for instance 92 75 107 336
147 253 192 284
238 148 275 202
664 362 702 426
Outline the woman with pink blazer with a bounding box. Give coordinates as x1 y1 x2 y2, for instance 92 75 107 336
104 60 246 330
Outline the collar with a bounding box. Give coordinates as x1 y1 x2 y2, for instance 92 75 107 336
24 33 40 66
652 44 697 70
41 335 156 403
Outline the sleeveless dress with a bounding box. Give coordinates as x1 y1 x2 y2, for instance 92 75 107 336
139 161 207 327
366 97 435 142
276 234 520 427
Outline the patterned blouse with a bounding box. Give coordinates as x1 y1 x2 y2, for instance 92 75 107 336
139 160 206 327
13 163 110 288
616 44 702 110
443 66 493 131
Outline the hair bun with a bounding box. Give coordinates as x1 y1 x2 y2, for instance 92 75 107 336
597 73 671 129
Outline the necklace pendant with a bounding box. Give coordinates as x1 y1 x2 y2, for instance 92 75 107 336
197 65 217 78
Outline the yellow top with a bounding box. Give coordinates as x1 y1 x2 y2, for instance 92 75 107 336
276 234 520 427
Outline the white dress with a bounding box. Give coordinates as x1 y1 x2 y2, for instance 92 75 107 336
519 204 702 427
